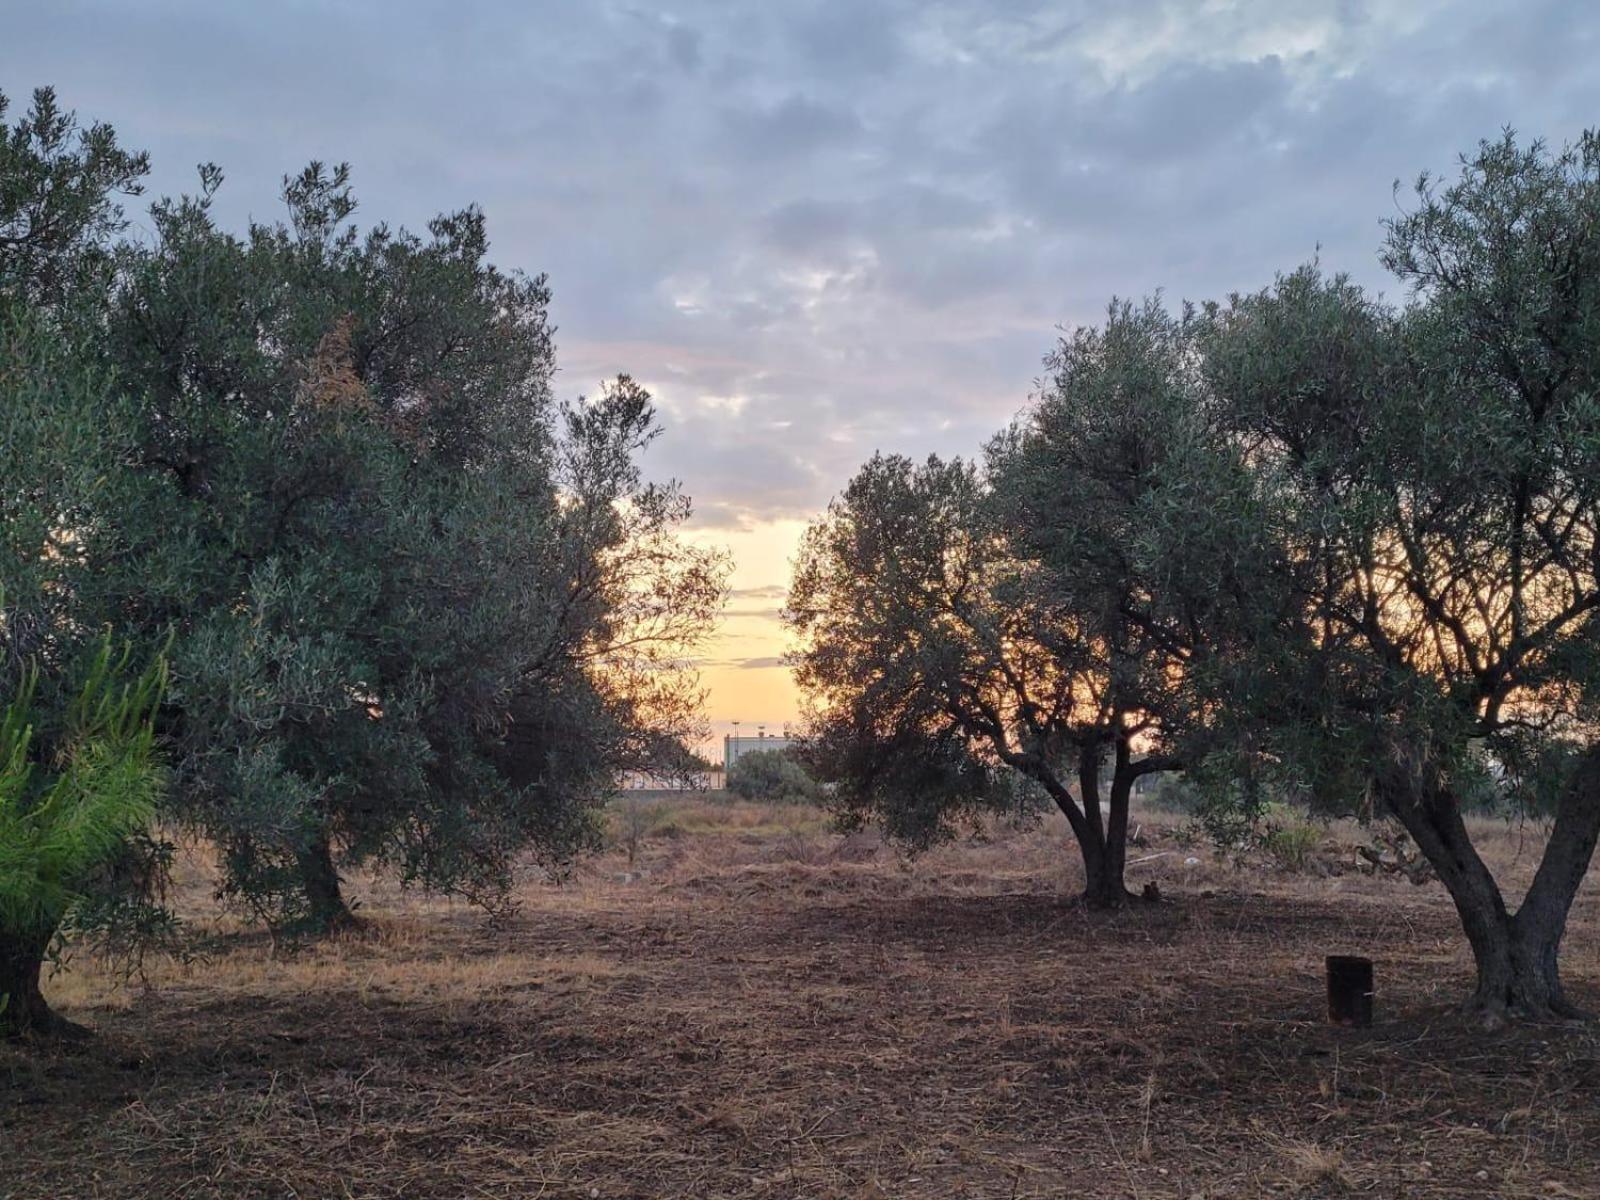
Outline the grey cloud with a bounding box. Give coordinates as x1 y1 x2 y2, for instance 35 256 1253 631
721 95 862 160
666 23 702 72
653 431 820 523
787 0 906 80
1077 58 1294 164
763 199 860 256
762 185 993 260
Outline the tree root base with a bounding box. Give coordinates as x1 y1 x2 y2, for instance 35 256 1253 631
1 1007 92 1043
1076 884 1161 911
1465 993 1595 1031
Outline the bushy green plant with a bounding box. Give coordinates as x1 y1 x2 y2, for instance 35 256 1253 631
727 749 822 805
1143 774 1206 816
1257 807 1325 872
0 638 166 1037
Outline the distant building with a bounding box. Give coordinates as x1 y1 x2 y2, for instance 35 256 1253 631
723 730 798 775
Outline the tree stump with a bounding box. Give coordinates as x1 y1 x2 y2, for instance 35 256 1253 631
1327 955 1374 1027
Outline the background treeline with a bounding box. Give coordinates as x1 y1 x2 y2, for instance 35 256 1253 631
0 87 725 1035
789 131 1600 1027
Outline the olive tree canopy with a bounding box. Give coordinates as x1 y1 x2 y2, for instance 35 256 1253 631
1189 132 1600 1023
787 311 1239 909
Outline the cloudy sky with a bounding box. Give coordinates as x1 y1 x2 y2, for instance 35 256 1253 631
7 0 1598 735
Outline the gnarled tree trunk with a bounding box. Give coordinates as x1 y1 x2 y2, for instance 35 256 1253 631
1384 747 1600 1026
1035 736 1158 909
0 926 85 1040
1076 829 1128 909
1073 742 1126 908
296 831 358 934
1019 725 1180 909
1082 752 1139 908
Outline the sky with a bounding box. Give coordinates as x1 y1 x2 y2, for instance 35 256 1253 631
6 0 1599 739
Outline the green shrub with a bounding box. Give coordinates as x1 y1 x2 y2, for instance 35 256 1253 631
1260 811 1324 871
727 749 821 805
1 637 166 1036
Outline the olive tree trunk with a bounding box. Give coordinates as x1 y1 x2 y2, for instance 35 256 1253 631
296 831 358 934
1074 829 1128 909
1077 743 1134 908
1385 749 1600 1026
1033 734 1168 910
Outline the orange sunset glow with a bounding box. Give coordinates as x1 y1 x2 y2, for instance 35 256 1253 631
685 519 806 744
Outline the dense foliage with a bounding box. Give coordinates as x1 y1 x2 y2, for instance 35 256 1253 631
726 749 821 805
95 162 725 931
1 84 724 1033
788 306 1247 905
0 640 166 1037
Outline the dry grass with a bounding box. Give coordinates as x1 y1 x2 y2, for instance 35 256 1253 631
5 800 1600 1198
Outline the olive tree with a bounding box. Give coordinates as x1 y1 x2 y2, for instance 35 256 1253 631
104 167 724 932
788 419 1205 904
3 85 725 938
991 299 1275 894
1193 132 1600 1022
0 86 147 312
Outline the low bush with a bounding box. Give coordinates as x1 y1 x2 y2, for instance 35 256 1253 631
727 750 822 805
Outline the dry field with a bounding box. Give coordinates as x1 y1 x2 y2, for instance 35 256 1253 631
5 799 1600 1199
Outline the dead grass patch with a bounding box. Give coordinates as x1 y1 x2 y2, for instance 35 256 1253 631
3 802 1599 1198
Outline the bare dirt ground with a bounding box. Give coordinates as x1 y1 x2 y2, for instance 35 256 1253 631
5 800 1600 1199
